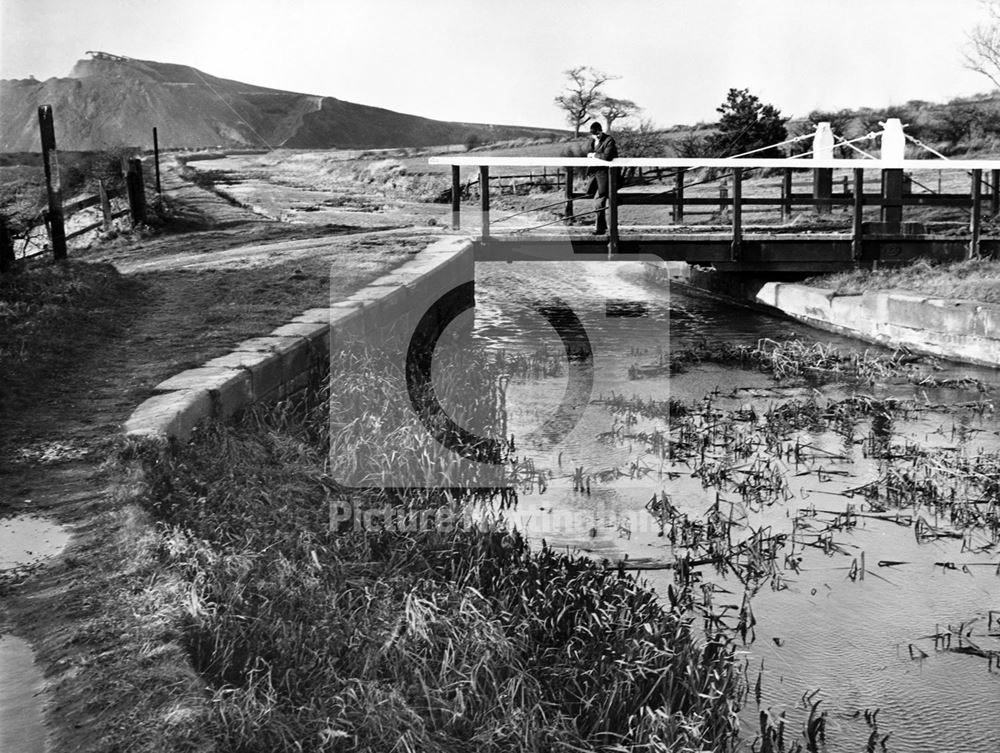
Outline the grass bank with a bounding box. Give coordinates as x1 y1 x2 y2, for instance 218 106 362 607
0 259 141 417
806 258 1000 303
123 345 745 752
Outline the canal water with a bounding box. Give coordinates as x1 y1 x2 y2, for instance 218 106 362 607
472 261 1000 753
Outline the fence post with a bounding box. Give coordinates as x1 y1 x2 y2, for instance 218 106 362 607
608 166 620 256
479 165 490 241
970 168 982 260
0 215 13 275
731 168 742 261
782 168 792 222
852 168 864 260
881 169 903 228
451 165 461 230
37 105 67 261
719 178 728 215
98 179 113 230
813 167 833 214
564 166 574 222
673 168 685 222
992 168 1000 217
126 157 147 226
153 127 162 195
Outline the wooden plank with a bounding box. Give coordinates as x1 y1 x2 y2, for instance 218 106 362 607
65 219 105 240
62 194 102 215
617 193 974 208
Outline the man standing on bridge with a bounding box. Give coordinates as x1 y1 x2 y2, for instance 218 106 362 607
586 121 618 235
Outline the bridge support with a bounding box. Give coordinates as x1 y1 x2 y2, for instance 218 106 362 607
479 166 490 240
813 168 833 215
970 168 982 260
609 166 620 255
731 168 742 261
992 169 1000 217
782 168 792 222
852 168 864 260
881 169 904 228
564 166 574 223
673 168 685 222
451 165 461 230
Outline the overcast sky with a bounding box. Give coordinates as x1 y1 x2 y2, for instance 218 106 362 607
1 0 995 129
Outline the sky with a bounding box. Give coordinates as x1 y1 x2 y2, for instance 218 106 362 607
0 0 995 130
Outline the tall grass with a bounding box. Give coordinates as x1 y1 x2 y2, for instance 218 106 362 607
134 345 745 752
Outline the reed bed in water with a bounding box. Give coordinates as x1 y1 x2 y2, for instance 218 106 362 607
629 338 918 384
131 346 746 752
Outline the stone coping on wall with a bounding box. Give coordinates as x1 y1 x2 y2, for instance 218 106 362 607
123 236 475 441
755 282 1000 368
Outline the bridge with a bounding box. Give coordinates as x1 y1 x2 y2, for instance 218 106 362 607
429 121 1000 273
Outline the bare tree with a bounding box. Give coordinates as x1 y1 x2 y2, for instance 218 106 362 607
598 97 641 132
554 66 619 137
965 0 1000 88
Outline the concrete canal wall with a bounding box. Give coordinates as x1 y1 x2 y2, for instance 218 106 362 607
124 236 474 441
642 261 1000 368
754 282 1000 367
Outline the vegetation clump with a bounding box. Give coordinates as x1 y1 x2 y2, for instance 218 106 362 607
131 349 746 752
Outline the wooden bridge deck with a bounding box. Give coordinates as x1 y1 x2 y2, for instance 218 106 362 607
429 155 1000 273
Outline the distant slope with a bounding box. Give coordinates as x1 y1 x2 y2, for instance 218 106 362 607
0 53 565 152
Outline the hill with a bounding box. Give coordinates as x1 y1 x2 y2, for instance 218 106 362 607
0 52 566 152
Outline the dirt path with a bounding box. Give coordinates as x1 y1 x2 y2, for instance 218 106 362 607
0 161 440 752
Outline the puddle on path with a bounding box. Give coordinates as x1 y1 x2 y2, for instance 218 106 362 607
0 634 47 753
0 515 70 571
0 515 66 752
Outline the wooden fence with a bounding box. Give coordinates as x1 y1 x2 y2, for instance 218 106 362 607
1 105 151 275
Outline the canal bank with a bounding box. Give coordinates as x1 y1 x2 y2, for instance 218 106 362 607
643 261 1000 368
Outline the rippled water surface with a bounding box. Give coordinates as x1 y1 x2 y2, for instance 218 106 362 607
473 261 1000 752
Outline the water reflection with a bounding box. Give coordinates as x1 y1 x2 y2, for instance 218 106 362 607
473 261 1000 753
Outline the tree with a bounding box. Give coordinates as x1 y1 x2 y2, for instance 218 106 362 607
707 88 788 158
598 96 640 132
965 0 1000 88
926 103 983 145
806 108 855 139
614 120 666 181
554 66 618 137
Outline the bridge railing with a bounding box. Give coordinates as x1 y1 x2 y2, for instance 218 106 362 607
428 156 1000 259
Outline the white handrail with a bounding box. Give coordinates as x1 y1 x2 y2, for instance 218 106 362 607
429 156 1000 170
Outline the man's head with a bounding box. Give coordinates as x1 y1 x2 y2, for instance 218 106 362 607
589 122 604 136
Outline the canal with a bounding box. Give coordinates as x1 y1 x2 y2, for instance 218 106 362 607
473 260 1000 753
